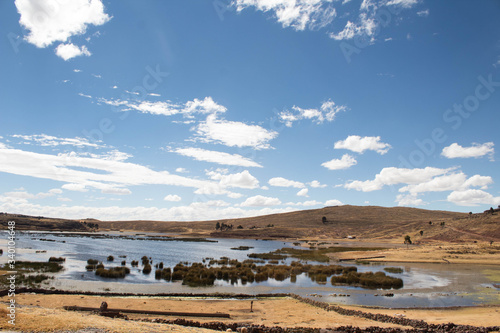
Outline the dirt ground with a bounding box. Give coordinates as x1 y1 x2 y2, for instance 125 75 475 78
323 241 500 265
1 294 500 332
0 294 407 332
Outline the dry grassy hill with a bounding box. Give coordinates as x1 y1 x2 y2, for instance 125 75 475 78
98 205 498 242
3 205 499 242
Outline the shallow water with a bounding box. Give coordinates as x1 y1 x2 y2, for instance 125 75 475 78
3 231 499 308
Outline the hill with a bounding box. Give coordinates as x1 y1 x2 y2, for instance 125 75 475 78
2 205 499 242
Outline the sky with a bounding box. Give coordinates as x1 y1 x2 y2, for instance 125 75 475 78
0 0 500 221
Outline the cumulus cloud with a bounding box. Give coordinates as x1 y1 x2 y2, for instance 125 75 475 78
309 180 327 188
240 195 282 207
334 135 391 154
297 188 309 197
164 194 181 202
195 114 278 149
396 194 425 206
325 199 343 206
0 200 297 221
172 147 262 168
286 200 323 206
207 169 260 189
447 189 500 207
233 0 337 31
55 43 91 60
441 142 494 160
399 173 492 195
344 167 450 192
15 0 110 58
322 154 357 170
268 177 305 188
183 97 227 116
279 99 347 127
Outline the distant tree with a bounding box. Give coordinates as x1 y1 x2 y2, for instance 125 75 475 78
420 230 424 237
237 225 243 229
215 222 220 230
322 216 327 224
404 235 412 248
440 221 446 227
490 241 494 246
429 221 432 225
490 207 495 214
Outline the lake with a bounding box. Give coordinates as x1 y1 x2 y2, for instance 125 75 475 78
3 231 499 308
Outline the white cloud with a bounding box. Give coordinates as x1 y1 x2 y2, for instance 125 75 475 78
386 0 419 8
399 173 492 195
441 142 494 160
183 97 227 116
297 188 309 197
55 43 91 60
101 187 131 195
233 0 337 31
0 147 228 195
15 0 110 59
196 114 278 149
334 135 391 154
325 199 343 206
12 134 106 148
329 0 419 41
62 183 88 192
322 154 357 170
240 195 282 207
164 194 181 202
16 0 111 47
286 200 323 206
417 9 429 17
396 194 425 206
176 167 188 173
345 167 450 192
279 99 347 127
99 96 226 118
207 170 260 189
0 200 298 221
172 147 262 168
148 93 161 97
268 177 305 188
309 180 327 188
447 189 500 207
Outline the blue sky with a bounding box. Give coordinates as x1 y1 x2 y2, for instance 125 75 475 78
1 0 499 221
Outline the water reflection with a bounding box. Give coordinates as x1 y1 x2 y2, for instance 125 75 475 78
4 231 499 308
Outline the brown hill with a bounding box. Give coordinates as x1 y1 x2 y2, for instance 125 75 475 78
97 205 492 241
2 205 499 242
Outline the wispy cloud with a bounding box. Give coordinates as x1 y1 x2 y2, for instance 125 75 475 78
233 0 337 31
172 147 262 168
279 99 347 127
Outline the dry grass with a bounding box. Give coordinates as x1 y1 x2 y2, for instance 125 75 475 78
1 294 405 331
0 306 212 332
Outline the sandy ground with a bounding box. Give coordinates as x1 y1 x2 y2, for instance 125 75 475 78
324 241 500 265
0 294 407 331
1 294 500 332
341 304 500 327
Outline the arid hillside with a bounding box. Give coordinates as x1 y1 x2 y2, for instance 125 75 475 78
4 205 498 242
